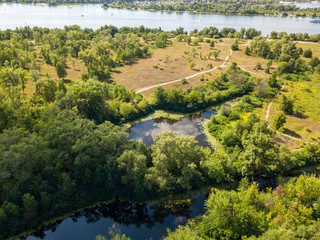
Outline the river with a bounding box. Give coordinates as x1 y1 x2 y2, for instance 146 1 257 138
1 3 320 35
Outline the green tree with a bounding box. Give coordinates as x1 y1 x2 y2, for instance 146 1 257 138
213 49 221 59
272 112 287 131
279 95 294 114
186 36 191 45
56 62 67 79
303 49 313 58
189 61 196 69
210 40 215 48
35 77 57 102
117 150 147 195
147 131 208 191
240 121 279 177
22 193 37 210
231 43 239 51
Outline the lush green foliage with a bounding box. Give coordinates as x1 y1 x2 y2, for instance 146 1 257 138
165 175 320 239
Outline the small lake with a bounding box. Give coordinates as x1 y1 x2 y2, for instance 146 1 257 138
1 3 320 35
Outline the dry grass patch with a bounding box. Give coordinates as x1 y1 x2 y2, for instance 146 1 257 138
112 40 231 91
227 44 276 78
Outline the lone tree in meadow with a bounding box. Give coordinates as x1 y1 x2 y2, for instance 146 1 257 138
213 49 221 60
189 61 196 69
279 95 294 115
272 112 287 131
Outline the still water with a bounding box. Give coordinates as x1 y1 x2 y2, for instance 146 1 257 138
1 3 320 35
26 193 207 240
129 110 215 148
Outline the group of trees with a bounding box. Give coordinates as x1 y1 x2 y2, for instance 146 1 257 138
165 174 320 239
153 64 255 112
207 99 320 177
248 37 320 75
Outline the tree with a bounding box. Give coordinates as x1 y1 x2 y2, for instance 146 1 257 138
276 62 292 75
240 121 279 177
272 112 287 131
279 95 294 115
245 46 250 55
210 40 215 48
193 38 199 45
56 62 67 79
303 49 312 58
200 181 266 239
181 78 187 84
213 49 221 59
266 60 273 68
255 62 262 70
153 86 167 106
155 32 168 48
189 61 196 69
147 131 207 191
22 193 37 211
117 150 147 195
231 43 239 51
35 77 57 102
186 36 191 45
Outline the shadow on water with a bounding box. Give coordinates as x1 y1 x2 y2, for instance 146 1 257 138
26 193 208 240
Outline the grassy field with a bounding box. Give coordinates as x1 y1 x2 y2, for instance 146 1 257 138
267 74 320 143
265 41 320 145
111 38 281 96
112 38 235 92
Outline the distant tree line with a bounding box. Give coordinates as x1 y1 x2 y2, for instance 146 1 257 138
106 0 320 18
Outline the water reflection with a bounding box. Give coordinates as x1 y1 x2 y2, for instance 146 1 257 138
129 110 215 148
26 194 207 240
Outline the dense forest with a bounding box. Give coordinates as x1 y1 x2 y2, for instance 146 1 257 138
1 24 320 239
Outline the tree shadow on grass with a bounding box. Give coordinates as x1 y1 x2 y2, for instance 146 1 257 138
283 128 302 139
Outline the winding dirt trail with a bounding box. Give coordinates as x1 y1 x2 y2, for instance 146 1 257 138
265 84 304 143
136 41 252 93
136 49 233 93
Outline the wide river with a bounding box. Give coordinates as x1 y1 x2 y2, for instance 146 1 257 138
1 3 320 35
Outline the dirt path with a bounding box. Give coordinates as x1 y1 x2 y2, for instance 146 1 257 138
265 84 304 143
136 49 233 93
265 84 284 122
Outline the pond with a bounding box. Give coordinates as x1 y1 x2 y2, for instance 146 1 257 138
1 3 320 35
